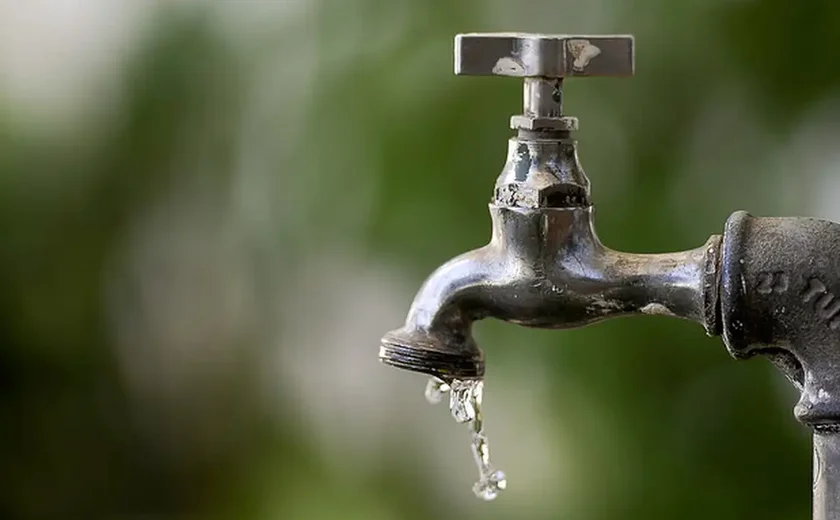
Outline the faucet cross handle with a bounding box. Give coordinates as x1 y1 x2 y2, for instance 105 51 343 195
455 33 634 130
455 33 634 78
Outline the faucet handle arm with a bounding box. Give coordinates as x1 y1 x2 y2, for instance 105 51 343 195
455 33 635 78
455 33 633 129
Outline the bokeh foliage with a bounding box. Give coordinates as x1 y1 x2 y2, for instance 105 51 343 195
1 1 839 518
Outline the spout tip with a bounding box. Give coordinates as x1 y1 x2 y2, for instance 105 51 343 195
379 328 485 380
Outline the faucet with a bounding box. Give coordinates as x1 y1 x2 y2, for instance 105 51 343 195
378 33 840 520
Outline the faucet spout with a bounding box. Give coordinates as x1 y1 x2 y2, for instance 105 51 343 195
380 204 721 380
379 246 496 380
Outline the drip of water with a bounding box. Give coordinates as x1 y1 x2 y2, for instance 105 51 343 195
425 376 507 500
425 377 450 404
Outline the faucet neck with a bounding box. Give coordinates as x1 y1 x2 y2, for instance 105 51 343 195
523 77 563 117
488 204 595 260
493 134 591 209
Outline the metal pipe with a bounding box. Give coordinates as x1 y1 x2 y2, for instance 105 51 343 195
814 431 840 520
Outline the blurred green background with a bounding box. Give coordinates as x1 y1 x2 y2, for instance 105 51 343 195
1 0 840 518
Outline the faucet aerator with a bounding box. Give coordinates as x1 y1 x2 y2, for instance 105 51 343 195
379 328 485 380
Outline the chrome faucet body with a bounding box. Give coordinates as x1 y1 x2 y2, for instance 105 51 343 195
378 33 840 519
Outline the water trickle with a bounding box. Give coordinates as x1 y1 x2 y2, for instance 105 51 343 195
425 376 507 500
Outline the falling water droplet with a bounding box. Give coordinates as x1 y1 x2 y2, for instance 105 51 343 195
423 376 506 501
473 468 507 500
425 377 450 404
471 432 507 500
450 379 479 423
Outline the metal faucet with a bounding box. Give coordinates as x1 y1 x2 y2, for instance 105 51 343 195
378 33 840 519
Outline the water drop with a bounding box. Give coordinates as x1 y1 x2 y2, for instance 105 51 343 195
470 432 506 501
449 379 479 423
423 376 506 500
473 469 507 501
425 377 450 404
